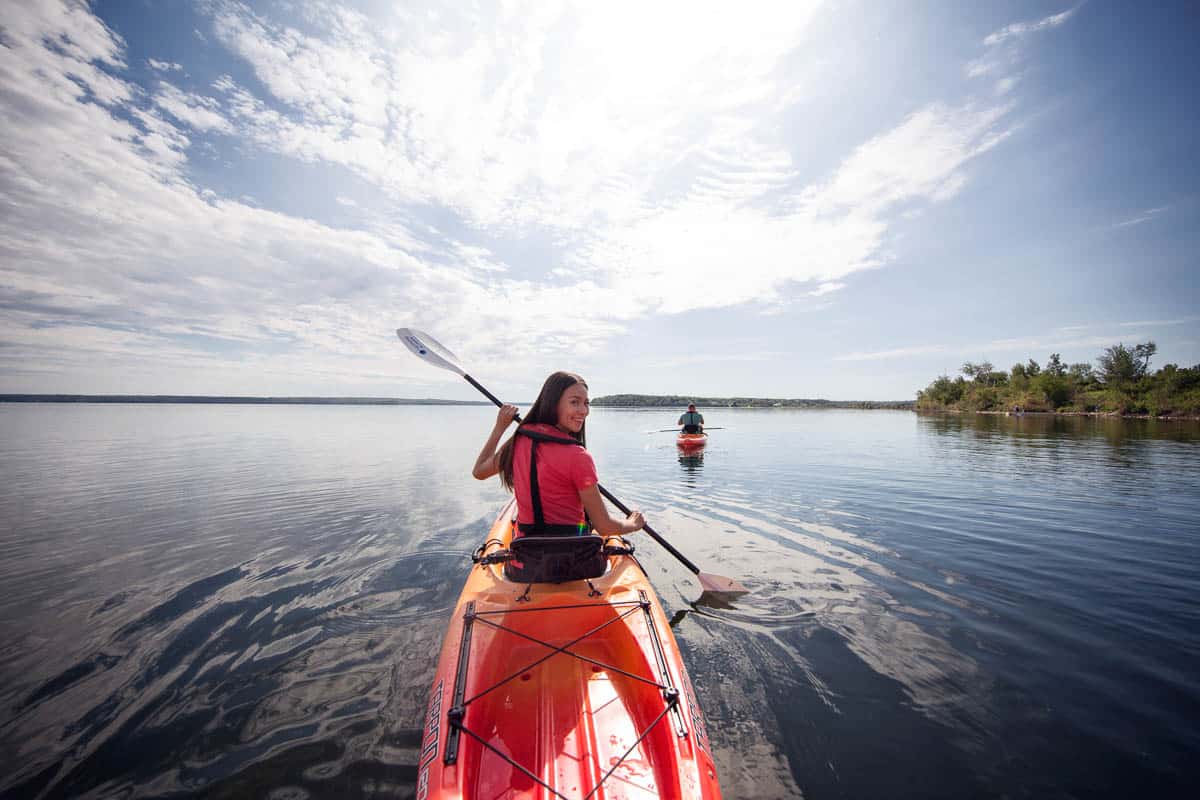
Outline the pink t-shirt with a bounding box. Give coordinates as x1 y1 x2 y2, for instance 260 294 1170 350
512 423 598 526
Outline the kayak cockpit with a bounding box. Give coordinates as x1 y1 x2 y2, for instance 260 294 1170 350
471 505 637 589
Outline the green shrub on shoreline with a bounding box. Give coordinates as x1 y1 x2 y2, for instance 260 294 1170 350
916 342 1200 417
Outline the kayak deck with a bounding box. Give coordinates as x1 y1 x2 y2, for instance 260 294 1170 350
419 500 721 799
675 433 707 450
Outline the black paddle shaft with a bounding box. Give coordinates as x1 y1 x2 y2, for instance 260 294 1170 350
595 485 701 576
464 374 511 414
466 372 702 576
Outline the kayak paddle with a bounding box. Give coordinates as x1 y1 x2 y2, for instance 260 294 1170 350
396 327 749 595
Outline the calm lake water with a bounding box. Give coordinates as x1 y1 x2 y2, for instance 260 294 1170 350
1 404 1198 799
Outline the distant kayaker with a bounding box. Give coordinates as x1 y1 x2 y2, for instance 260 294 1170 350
472 371 644 581
678 403 704 434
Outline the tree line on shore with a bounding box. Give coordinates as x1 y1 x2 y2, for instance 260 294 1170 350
916 342 1200 417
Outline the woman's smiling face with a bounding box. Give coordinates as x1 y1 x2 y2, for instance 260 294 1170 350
555 382 590 433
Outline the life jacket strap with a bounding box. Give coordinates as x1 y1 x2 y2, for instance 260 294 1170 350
516 428 582 446
529 439 545 530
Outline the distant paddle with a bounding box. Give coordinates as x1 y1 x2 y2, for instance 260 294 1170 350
397 327 748 595
650 427 725 433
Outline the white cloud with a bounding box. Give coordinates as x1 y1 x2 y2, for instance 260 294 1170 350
201 0 827 234
967 6 1078 80
835 345 950 362
579 100 1013 315
642 351 787 370
983 7 1079 46
809 282 846 297
183 2 1016 322
835 328 1177 365
0 1 1080 393
813 104 1012 215
0 2 629 392
0 0 131 108
994 76 1018 95
153 83 232 133
1113 206 1169 228
981 334 1119 353
1118 318 1191 327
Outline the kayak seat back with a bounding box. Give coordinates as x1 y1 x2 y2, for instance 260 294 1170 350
506 535 607 583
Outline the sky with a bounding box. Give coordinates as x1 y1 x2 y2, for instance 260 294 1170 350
1 0 1197 402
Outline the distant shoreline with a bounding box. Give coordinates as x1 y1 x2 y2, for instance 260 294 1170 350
0 393 917 409
0 395 493 406
592 394 913 410
0 393 920 410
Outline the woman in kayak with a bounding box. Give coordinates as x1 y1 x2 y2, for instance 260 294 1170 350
472 371 644 539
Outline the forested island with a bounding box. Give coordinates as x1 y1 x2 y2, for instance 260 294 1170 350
593 394 913 409
916 341 1200 417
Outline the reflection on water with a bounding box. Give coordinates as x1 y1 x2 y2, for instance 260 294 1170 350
922 409 1200 443
2 405 1198 799
678 451 704 480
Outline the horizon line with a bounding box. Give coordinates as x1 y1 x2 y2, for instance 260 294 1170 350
0 394 494 406
0 393 916 406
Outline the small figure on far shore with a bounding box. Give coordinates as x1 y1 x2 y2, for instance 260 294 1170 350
678 403 704 434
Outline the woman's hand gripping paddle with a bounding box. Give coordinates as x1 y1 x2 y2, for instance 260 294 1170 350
396 327 749 595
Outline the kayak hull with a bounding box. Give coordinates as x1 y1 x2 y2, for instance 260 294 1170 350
417 500 722 800
676 433 708 451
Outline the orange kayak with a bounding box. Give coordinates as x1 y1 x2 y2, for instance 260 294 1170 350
676 433 708 451
417 499 722 799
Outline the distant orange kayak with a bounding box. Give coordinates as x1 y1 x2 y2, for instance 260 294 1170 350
676 433 708 451
417 499 723 799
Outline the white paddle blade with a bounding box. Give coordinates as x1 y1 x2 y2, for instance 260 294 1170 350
396 328 466 376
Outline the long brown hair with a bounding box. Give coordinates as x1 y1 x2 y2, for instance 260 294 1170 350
496 371 588 490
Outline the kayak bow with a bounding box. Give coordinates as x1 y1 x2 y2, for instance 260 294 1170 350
418 500 723 799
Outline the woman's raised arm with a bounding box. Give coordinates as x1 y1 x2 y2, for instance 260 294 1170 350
472 404 519 479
